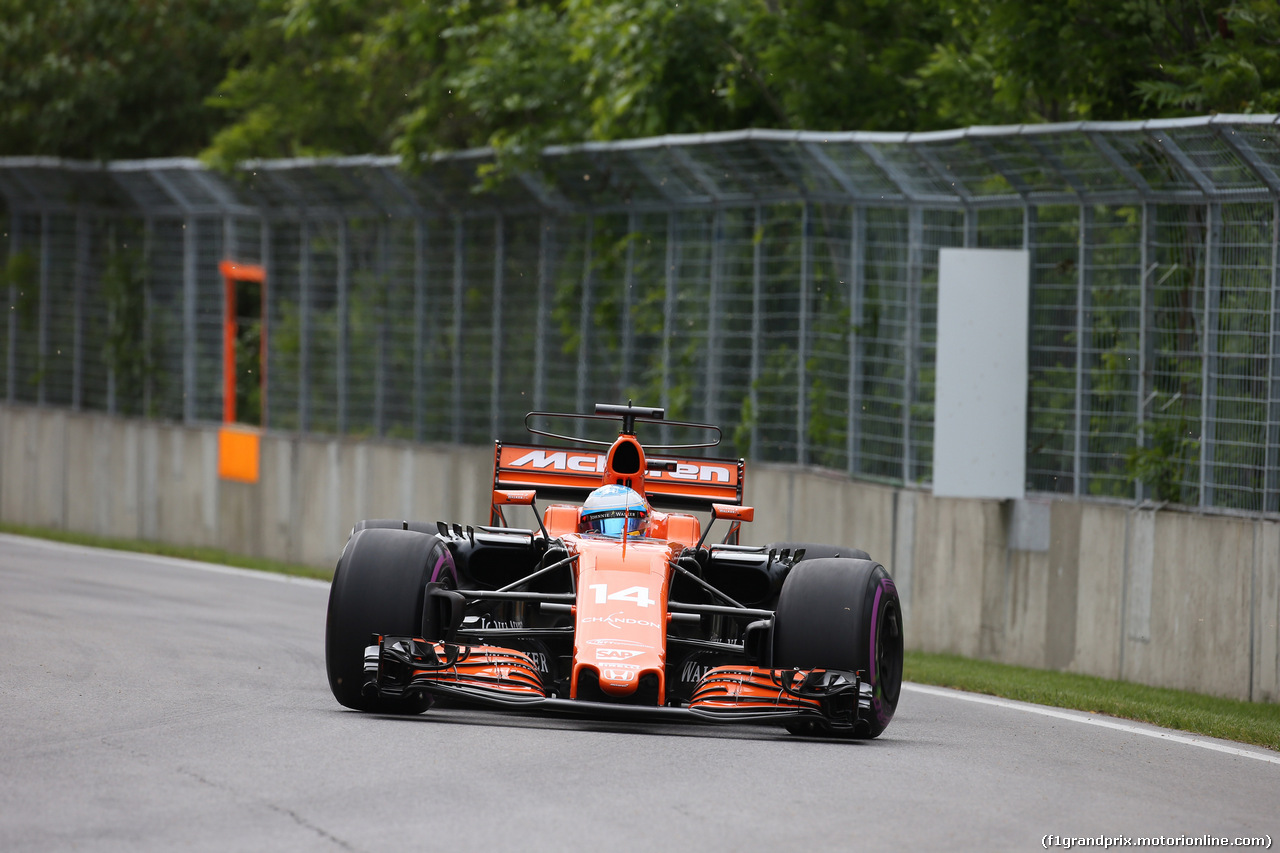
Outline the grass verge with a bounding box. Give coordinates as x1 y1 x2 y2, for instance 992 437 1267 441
906 650 1280 752
0 522 333 582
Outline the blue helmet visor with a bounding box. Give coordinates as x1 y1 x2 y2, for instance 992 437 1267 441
583 512 648 537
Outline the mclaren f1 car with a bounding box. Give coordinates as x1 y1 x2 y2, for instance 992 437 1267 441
324 403 904 738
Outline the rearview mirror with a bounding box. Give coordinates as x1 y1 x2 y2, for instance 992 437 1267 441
711 503 754 523
493 489 536 506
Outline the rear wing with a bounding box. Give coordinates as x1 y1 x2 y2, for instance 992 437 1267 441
493 442 744 511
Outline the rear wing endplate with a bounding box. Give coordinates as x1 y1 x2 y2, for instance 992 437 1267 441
493 442 744 510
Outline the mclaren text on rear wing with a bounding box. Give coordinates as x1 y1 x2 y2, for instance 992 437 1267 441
493 443 744 508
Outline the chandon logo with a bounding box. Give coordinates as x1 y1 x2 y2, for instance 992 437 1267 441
581 612 659 631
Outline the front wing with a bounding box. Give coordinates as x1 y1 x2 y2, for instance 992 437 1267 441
365 636 871 729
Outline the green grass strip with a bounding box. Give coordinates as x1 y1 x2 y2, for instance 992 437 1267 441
906 650 1280 752
0 522 333 581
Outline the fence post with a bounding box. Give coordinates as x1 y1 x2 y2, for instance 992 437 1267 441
37 212 49 406
662 212 677 438
412 218 426 441
705 209 723 425
72 211 87 411
1022 203 1038 490
750 205 763 459
577 215 593 421
621 212 637 393
223 216 239 425
142 216 154 417
1200 203 1221 508
847 205 865 475
336 218 349 435
534 217 550 411
491 215 505 438
1074 204 1094 497
5 209 16 403
260 217 272 428
903 206 923 483
298 219 311 433
1136 203 1156 502
106 219 117 415
374 220 388 438
451 217 464 443
183 216 197 424
1267 200 1280 513
963 206 977 248
798 203 811 465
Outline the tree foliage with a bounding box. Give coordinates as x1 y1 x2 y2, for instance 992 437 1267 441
0 0 258 159
1 0 1278 163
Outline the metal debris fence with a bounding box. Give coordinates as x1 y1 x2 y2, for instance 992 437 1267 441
2 115 1280 513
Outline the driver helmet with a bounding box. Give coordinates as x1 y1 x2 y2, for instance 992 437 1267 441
579 484 650 538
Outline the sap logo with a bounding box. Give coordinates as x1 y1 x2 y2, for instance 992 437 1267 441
600 669 636 682
508 450 605 473
596 648 643 661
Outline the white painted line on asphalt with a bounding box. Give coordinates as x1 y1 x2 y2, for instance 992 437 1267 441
0 533 332 590
903 682 1280 766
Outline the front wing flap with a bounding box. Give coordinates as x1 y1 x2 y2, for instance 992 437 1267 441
687 665 870 730
365 636 546 704
366 636 868 730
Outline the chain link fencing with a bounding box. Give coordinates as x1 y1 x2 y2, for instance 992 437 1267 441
2 116 1280 513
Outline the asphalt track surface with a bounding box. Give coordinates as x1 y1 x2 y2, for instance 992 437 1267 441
2 534 1277 852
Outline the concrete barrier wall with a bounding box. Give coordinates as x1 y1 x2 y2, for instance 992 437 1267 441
2 403 1276 703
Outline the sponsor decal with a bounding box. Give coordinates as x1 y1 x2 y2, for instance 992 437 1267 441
585 638 647 647
680 660 713 683
595 648 644 661
652 462 731 483
592 661 640 671
508 449 605 474
581 612 659 631
505 448 734 485
678 651 725 684
477 617 524 630
524 651 550 673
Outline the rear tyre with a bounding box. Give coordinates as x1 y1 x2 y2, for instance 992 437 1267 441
765 541 871 562
325 528 455 714
772 557 903 739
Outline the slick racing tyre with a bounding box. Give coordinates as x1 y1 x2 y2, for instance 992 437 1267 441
772 557 903 739
765 541 871 562
325 528 456 714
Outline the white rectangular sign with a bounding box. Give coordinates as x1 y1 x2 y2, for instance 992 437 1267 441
932 248 1029 500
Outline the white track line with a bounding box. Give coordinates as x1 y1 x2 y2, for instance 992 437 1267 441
0 533 332 590
904 682 1280 766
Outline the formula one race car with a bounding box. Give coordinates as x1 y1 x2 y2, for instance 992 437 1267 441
325 403 904 738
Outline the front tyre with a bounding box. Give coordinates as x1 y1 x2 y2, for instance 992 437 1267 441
325 528 455 714
772 557 903 738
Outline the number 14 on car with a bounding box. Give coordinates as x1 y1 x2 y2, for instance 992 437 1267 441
587 584 654 608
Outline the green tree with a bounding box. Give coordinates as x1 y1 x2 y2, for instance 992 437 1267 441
0 0 257 159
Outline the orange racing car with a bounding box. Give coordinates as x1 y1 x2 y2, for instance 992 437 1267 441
324 403 903 738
